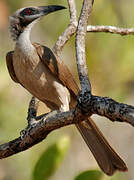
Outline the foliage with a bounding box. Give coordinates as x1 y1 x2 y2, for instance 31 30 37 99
74 170 103 180
32 136 70 180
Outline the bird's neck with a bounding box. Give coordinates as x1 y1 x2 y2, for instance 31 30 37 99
16 27 34 56
15 20 38 56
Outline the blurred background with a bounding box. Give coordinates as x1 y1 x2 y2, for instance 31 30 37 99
0 0 134 179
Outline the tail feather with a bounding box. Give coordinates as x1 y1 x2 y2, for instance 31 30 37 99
76 118 128 176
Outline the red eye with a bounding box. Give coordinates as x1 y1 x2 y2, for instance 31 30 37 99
25 9 32 15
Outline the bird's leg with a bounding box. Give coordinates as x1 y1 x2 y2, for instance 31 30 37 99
20 96 40 138
27 96 39 126
20 97 56 139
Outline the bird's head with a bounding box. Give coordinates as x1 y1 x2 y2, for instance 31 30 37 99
9 5 66 41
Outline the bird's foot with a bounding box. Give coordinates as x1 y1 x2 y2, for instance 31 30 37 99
20 119 38 139
20 111 59 139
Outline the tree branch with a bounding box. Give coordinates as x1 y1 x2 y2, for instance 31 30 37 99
0 108 87 159
91 96 134 126
1 0 134 160
1 94 134 158
78 94 134 126
53 0 77 56
87 25 134 35
75 0 93 93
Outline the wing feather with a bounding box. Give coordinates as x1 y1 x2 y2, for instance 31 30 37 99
33 43 79 97
6 51 19 83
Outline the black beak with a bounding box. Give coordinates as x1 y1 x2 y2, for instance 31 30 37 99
38 5 66 16
18 5 66 27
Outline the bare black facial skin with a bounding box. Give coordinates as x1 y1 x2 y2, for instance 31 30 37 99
20 8 39 17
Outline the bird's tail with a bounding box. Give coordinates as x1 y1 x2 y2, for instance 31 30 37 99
76 117 128 176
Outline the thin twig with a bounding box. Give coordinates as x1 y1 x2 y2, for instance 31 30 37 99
75 0 93 93
87 25 134 36
53 0 77 56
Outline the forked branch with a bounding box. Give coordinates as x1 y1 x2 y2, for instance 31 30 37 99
0 0 134 159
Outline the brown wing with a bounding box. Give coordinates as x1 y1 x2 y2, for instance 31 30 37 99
33 43 79 97
6 51 19 83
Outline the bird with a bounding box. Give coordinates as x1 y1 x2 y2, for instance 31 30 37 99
6 5 127 175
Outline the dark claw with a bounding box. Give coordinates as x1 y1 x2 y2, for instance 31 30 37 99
20 129 27 139
20 120 38 139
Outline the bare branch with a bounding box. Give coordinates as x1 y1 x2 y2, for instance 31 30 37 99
53 0 77 56
92 96 134 126
2 0 134 161
75 0 93 93
83 95 134 126
87 25 134 36
0 108 86 159
1 93 134 158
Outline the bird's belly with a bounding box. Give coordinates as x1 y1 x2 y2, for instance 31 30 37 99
13 54 70 109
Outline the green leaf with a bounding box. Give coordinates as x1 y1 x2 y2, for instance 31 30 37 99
32 136 70 180
110 172 126 180
74 170 103 180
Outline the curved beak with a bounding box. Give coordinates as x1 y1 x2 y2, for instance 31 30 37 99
38 5 66 17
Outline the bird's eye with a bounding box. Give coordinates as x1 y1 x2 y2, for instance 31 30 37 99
25 9 32 15
20 8 38 17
